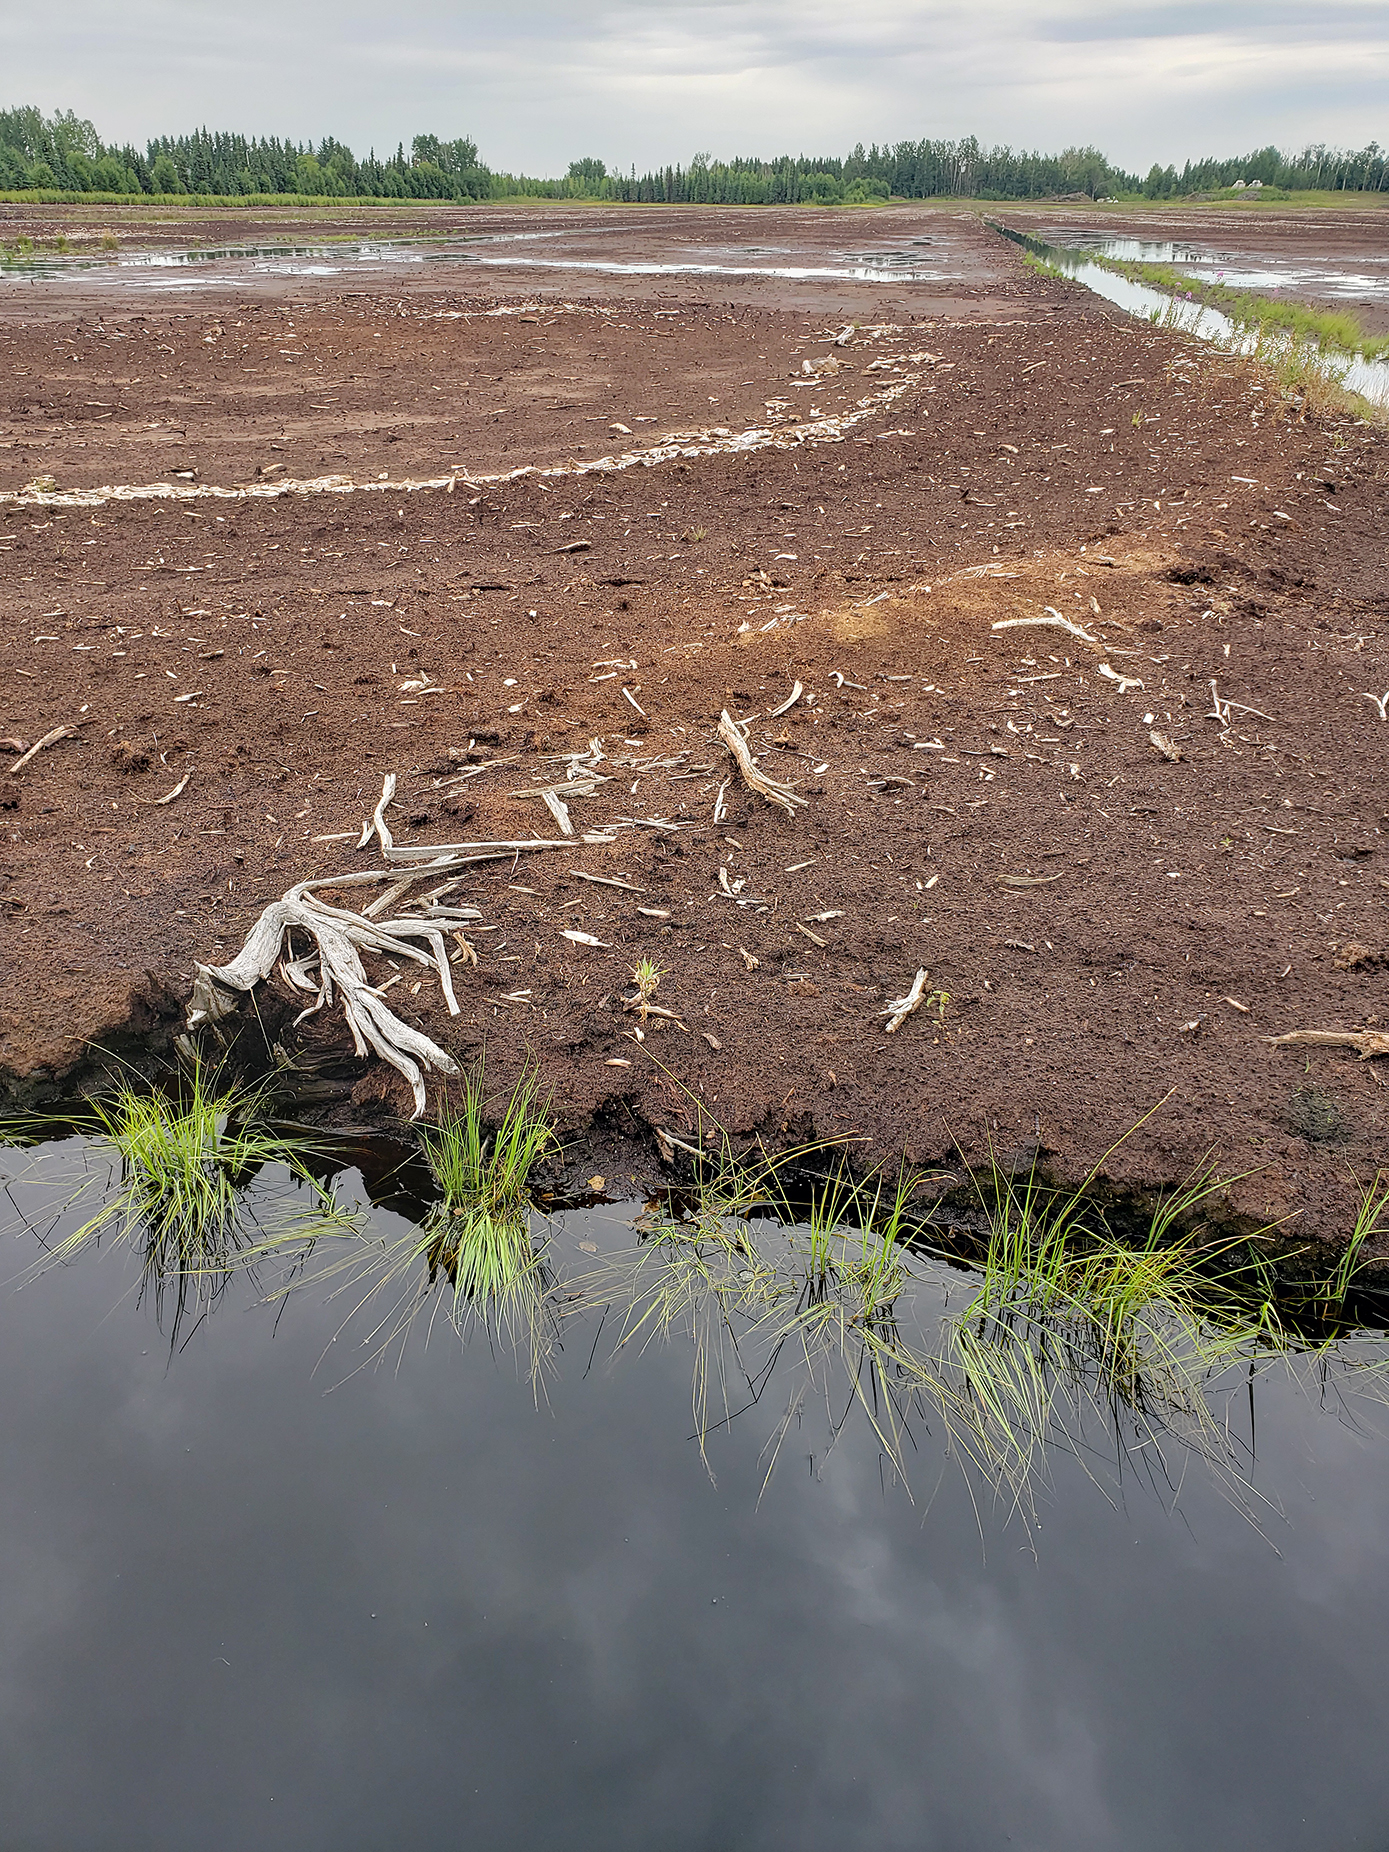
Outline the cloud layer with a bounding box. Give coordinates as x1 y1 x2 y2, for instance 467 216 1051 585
2 0 1385 174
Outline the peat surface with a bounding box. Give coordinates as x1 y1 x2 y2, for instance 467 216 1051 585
1 207 1386 1239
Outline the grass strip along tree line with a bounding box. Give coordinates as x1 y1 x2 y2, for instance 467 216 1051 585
2 104 1387 205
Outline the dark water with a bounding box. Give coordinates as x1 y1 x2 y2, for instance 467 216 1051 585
4 1139 1389 1849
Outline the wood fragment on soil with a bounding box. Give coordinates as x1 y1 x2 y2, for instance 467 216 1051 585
717 709 807 814
187 866 482 1117
571 870 644 892
992 610 1098 646
882 969 930 1034
1148 728 1182 762
1267 1029 1389 1060
1098 663 1144 694
151 769 192 806
7 723 77 775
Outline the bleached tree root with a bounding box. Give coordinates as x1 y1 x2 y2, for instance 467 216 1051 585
187 829 583 1115
717 709 807 815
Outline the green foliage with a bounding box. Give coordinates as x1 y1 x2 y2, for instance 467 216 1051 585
248 1064 559 1379
3 105 1389 207
25 1062 334 1335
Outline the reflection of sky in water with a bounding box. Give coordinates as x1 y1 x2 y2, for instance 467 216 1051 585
998 224 1389 407
1040 229 1389 298
2 1138 1389 1847
1 230 958 290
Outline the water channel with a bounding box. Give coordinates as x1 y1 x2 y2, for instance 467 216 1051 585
992 222 1389 411
3 1127 1389 1848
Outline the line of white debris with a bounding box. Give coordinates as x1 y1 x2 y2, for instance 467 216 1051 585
0 368 934 511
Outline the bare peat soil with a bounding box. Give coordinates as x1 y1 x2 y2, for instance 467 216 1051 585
1 207 1386 1240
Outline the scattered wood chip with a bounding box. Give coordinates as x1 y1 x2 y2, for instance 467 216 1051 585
7 723 77 775
702 1031 722 1050
561 930 609 947
621 686 647 717
1148 728 1182 762
737 946 759 970
151 769 192 806
637 906 671 918
992 611 1097 645
368 772 397 853
797 923 828 947
997 872 1062 888
1224 997 1251 1013
605 1057 632 1066
555 540 591 553
572 870 644 892
768 681 803 719
1268 1028 1389 1060
882 969 929 1034
542 788 574 835
1099 663 1144 694
717 708 807 814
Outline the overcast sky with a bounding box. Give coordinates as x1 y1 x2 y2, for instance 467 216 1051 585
4 0 1386 174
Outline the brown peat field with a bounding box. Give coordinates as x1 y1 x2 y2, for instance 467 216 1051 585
1 198 1386 1241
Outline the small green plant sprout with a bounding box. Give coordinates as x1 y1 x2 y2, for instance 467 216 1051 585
624 958 686 1034
630 957 663 1018
680 526 708 544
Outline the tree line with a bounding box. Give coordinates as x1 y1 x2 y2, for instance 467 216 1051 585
1 105 1385 203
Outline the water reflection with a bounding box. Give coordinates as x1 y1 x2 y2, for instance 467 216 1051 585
993 223 1389 409
1 1134 1389 1844
0 229 957 290
1037 227 1389 298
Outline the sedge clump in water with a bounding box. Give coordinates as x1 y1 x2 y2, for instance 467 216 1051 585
19 1060 336 1335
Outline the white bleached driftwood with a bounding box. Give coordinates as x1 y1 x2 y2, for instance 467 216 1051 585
187 867 484 1117
991 610 1098 645
881 969 930 1034
717 708 807 815
1266 1028 1389 1060
187 813 589 1114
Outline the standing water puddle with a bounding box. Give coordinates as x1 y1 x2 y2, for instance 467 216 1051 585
3 1126 1389 1846
1034 227 1389 301
994 222 1389 410
0 228 961 291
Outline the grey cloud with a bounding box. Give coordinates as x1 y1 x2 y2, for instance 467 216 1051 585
0 0 1384 173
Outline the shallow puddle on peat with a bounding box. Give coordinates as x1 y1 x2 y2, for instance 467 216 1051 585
3 1131 1389 1845
0 228 966 292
